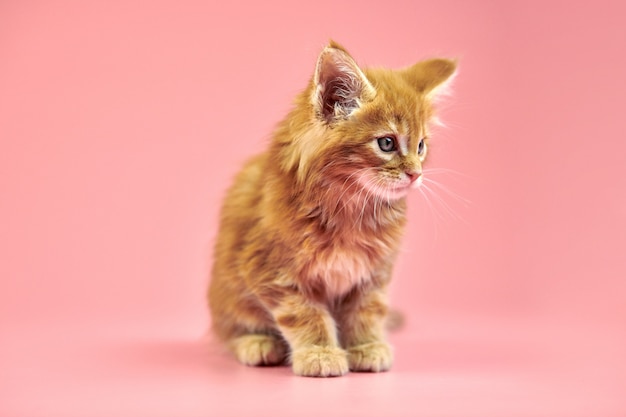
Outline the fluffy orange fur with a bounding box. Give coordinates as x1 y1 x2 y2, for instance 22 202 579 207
209 41 456 377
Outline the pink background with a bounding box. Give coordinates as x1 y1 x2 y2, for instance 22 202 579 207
1 1 625 416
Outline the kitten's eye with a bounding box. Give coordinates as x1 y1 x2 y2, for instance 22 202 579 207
418 138 426 155
377 137 397 152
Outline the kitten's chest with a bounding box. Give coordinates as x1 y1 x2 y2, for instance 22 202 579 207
303 235 392 298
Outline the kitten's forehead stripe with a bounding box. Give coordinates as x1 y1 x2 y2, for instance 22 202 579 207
400 120 411 155
398 136 409 156
388 120 398 136
385 119 409 156
402 120 410 137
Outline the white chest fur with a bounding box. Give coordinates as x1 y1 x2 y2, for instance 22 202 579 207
307 248 374 297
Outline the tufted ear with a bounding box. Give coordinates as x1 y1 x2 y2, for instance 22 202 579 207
403 58 458 100
312 41 377 123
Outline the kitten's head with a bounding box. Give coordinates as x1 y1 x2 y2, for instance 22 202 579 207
281 41 456 203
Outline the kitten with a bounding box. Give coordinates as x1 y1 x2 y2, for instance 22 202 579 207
208 41 456 377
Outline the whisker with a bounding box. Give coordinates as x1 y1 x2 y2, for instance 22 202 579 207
422 177 472 207
420 182 469 225
417 185 441 240
359 178 379 229
326 167 373 219
422 167 474 179
353 176 383 230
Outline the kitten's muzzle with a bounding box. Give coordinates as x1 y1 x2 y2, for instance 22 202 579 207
405 170 422 184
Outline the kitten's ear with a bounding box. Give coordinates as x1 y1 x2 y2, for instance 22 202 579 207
403 58 458 100
312 41 376 123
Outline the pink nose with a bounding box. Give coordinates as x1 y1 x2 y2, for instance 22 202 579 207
406 171 422 184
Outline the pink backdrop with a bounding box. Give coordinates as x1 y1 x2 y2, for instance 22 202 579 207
1 1 625 416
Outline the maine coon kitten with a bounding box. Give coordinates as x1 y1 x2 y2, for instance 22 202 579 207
209 41 456 377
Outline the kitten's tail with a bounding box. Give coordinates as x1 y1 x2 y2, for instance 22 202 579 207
386 308 405 331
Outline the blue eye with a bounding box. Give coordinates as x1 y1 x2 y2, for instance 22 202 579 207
418 138 425 155
377 137 396 152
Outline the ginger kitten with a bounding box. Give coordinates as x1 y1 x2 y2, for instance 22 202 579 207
209 41 456 377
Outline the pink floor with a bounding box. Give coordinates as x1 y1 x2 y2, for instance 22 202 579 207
3 316 625 416
2 1 626 416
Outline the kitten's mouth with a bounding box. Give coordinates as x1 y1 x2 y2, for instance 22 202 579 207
382 176 424 198
357 173 422 200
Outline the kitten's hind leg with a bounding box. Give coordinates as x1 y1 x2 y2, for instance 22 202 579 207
229 334 288 366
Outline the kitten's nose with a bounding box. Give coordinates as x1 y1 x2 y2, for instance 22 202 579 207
406 170 422 184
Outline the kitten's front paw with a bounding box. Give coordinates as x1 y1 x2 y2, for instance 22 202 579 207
231 334 287 366
348 341 393 372
291 345 349 377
